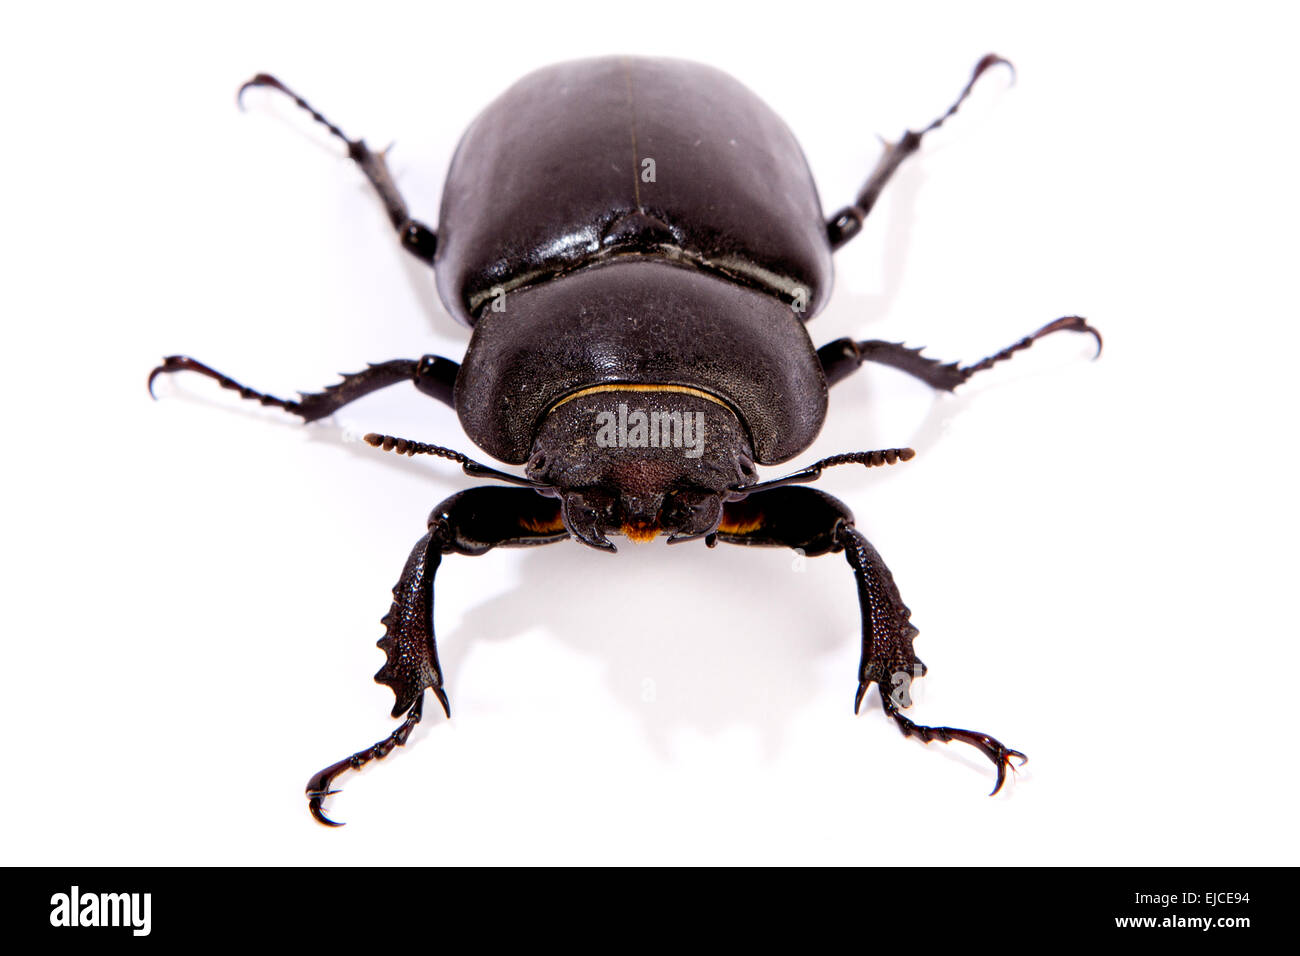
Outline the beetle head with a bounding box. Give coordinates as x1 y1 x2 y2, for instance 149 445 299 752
526 388 757 550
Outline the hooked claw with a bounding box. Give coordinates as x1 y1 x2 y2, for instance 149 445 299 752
988 746 1028 797
305 759 353 827
234 73 356 157
237 73 289 111
1036 314 1103 360
307 792 345 827
972 53 1017 88
147 354 302 414
146 355 195 399
868 684 1028 796
303 693 430 827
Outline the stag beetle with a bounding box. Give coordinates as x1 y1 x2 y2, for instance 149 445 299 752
150 55 1099 825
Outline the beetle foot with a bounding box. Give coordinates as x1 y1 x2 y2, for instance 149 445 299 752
957 315 1103 383
872 686 1026 795
304 693 427 826
148 354 304 414
236 73 356 152
827 54 1017 249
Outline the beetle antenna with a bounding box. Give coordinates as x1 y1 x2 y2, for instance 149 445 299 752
362 432 551 489
726 448 915 499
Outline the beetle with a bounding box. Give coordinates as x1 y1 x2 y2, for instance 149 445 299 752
150 54 1099 825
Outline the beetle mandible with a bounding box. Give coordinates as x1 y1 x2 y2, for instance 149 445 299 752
150 55 1100 825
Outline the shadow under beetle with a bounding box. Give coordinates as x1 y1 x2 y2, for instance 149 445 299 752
151 55 1100 825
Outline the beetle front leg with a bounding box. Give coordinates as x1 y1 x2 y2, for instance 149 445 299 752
837 524 1026 795
148 353 459 420
237 73 437 264
817 315 1102 392
307 487 569 826
716 486 1025 795
305 524 447 827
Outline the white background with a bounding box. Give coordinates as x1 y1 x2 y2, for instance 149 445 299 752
3 1 1296 865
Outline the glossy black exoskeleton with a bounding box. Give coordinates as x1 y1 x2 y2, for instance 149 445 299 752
150 55 1100 825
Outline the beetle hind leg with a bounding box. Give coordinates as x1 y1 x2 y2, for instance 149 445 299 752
827 53 1013 249
237 73 437 264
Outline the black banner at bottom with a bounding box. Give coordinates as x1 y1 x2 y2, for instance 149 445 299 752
6 866 1281 941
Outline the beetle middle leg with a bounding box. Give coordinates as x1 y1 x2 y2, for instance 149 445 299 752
307 487 569 826
148 353 458 420
817 315 1102 392
237 73 438 264
715 486 1026 794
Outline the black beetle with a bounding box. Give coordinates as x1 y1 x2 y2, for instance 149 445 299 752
150 54 1099 825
